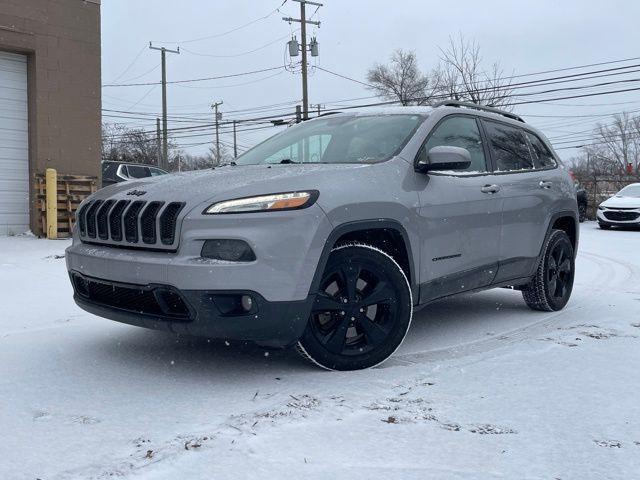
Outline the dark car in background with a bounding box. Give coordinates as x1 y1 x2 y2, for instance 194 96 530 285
101 161 168 188
576 186 587 222
569 171 587 222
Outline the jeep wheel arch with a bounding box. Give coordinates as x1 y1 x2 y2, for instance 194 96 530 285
308 220 419 303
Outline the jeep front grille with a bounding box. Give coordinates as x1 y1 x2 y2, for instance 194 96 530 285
77 199 186 250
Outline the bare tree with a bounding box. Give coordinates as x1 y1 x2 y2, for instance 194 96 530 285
101 123 184 167
366 49 437 105
102 123 160 165
592 113 640 174
568 112 640 218
207 143 233 166
435 34 514 108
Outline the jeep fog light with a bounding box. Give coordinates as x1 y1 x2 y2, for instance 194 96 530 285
201 239 256 262
241 295 253 312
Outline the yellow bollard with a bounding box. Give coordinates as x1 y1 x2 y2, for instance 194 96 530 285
46 168 58 239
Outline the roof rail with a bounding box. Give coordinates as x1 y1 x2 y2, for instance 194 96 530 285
432 100 525 123
319 111 342 117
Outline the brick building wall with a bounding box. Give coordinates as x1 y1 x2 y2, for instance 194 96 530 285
0 0 101 234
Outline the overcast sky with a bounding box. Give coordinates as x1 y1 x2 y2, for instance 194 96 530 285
101 0 640 160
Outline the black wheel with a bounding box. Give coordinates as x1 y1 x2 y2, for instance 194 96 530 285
296 244 413 371
522 230 575 312
598 223 612 230
578 204 587 223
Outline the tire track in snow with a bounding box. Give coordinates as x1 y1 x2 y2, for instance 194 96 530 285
385 248 634 367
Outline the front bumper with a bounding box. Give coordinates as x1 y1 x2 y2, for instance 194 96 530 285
596 208 640 226
65 204 334 346
70 271 313 347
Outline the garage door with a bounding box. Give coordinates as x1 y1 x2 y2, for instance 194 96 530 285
0 51 29 235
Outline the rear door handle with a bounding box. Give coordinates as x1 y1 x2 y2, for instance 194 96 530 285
481 184 500 194
539 181 553 189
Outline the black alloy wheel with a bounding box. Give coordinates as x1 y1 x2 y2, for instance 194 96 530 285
297 244 413 370
546 239 573 303
522 230 575 312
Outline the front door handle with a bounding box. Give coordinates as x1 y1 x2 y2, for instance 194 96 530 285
481 184 500 194
539 180 553 189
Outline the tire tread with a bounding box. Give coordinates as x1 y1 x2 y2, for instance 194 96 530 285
522 229 571 312
296 243 413 371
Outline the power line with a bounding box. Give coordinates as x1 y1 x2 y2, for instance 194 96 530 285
315 66 374 88
317 63 640 110
181 33 293 58
151 1 288 45
117 63 161 84
174 70 286 90
103 59 640 123
102 65 286 87
314 59 640 107
108 45 147 83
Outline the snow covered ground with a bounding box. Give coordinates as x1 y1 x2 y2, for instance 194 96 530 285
1 222 639 479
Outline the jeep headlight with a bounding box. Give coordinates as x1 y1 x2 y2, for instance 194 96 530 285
204 191 318 214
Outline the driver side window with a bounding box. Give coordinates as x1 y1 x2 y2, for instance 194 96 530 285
420 116 487 172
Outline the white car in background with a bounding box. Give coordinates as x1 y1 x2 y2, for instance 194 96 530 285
597 183 640 229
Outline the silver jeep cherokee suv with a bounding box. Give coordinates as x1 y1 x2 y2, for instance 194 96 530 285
66 101 579 370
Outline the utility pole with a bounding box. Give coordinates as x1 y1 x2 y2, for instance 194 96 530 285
155 118 162 167
211 101 223 163
149 42 179 170
233 120 238 158
283 0 322 120
311 104 324 156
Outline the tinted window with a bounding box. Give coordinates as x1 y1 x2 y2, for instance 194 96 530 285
127 165 151 178
102 162 118 181
149 167 167 176
236 114 424 165
422 116 487 172
526 132 557 168
484 121 534 172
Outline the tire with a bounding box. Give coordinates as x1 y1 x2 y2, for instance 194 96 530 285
598 223 612 230
522 230 575 312
296 244 413 371
578 204 586 223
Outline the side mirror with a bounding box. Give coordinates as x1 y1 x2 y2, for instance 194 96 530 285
416 146 472 173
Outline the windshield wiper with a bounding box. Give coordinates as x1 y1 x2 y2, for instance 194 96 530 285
279 158 298 164
213 161 237 169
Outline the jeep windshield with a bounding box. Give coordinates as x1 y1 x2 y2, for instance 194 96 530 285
235 114 425 165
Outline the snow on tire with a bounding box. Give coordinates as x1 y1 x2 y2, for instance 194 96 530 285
522 229 575 312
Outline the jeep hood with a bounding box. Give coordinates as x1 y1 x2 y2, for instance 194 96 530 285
92 163 370 207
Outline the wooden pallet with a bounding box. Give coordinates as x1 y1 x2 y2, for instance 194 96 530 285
34 173 98 238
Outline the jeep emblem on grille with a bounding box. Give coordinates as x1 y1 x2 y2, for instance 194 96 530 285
126 190 147 196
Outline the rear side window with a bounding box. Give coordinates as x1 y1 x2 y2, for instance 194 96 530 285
526 132 557 168
127 165 151 178
483 121 534 172
102 163 118 180
422 116 487 172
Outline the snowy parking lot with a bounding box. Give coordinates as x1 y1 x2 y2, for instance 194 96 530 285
1 222 639 479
